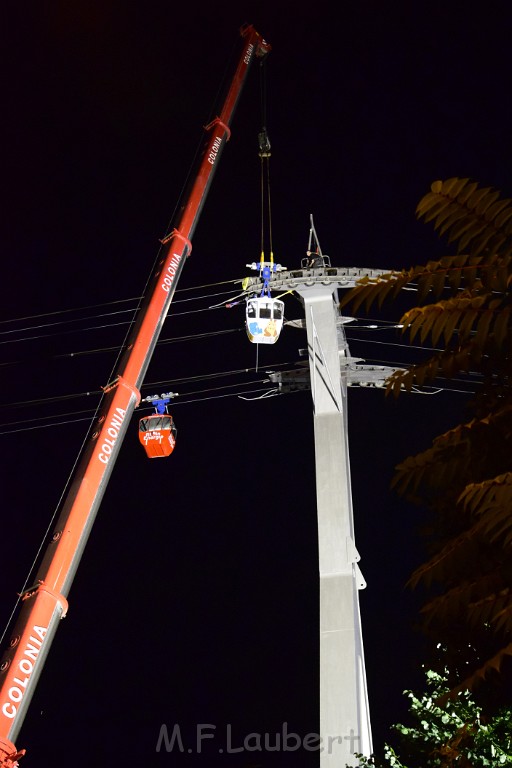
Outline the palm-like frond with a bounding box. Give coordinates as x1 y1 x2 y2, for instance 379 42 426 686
340 178 512 394
392 404 512 500
417 178 512 260
342 178 512 701
459 473 512 545
400 294 507 347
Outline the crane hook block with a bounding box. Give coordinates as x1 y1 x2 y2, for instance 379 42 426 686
258 128 271 158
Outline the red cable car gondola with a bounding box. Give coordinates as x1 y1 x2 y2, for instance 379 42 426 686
138 395 177 458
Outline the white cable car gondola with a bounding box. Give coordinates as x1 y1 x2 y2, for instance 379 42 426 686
245 256 285 344
246 295 284 344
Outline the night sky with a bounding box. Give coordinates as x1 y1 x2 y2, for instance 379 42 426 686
1 3 512 767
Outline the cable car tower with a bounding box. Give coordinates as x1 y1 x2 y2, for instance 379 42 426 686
242 217 401 768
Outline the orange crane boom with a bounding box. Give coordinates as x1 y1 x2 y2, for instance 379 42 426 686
0 24 270 767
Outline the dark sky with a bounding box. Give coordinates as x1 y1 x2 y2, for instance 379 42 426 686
1 3 512 767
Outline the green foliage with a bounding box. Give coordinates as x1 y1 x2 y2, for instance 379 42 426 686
353 668 512 767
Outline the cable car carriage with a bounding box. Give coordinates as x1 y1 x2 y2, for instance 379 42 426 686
138 395 177 458
246 295 284 344
245 259 284 344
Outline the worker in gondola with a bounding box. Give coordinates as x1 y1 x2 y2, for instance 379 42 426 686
306 250 324 268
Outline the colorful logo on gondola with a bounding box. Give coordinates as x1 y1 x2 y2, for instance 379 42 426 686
144 431 163 445
1 625 47 719
143 430 176 448
248 319 278 339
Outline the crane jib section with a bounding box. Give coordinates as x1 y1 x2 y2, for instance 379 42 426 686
0 23 270 767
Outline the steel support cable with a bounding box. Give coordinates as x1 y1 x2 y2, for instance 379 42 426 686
0 296 140 327
0 344 484 432
0 381 284 435
0 376 478 437
0 316 487 414
0 288 246 349
346 333 444 354
0 361 297 411
0 328 241 369
0 308 139 340
53 328 242 362
0 280 414 353
0 307 239 352
0 276 245 325
0 317 410 365
345 333 498 384
0 274 472 340
0 288 244 342
0 324 484 411
0 306 406 354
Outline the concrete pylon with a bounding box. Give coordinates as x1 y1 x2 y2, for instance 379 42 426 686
295 282 372 768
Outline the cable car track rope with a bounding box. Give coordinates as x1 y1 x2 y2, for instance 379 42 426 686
0 275 485 440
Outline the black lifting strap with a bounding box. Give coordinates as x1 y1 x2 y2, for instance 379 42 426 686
258 54 270 157
258 57 273 262
258 127 271 158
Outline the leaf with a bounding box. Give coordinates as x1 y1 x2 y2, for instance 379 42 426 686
475 189 501 217
472 227 502 258
483 197 512 223
442 177 467 196
456 180 479 205
442 307 462 344
435 203 464 234
466 186 494 211
424 199 450 224
493 306 510 347
458 222 488 252
408 308 429 343
474 309 494 348
338 271 412 313
417 272 434 303
420 307 441 343
377 179 512 696
432 270 447 297
447 216 479 247
458 307 479 340
430 310 449 346
494 206 512 230
416 190 442 217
